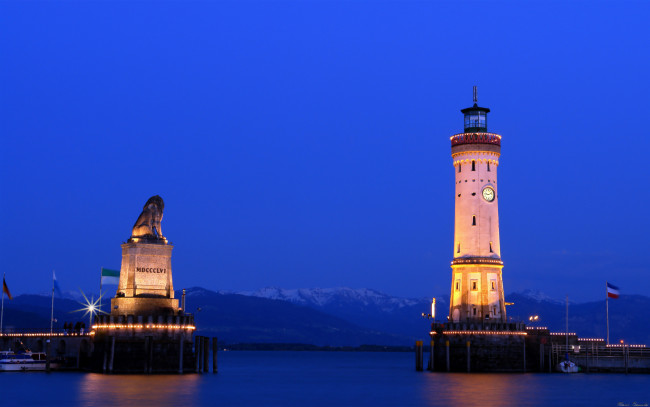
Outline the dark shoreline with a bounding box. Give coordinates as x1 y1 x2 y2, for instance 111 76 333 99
220 343 413 352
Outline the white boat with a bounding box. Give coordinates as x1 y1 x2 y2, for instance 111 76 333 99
557 360 580 373
0 350 49 371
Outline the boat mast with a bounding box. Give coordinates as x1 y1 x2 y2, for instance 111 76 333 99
565 295 569 350
1 272 5 335
50 270 55 335
606 281 610 345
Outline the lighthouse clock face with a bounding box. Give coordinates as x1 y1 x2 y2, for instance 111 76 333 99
482 186 495 202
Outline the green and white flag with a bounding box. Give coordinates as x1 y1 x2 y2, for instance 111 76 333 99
101 268 120 285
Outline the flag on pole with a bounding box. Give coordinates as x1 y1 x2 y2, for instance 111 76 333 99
2 277 12 300
606 282 620 299
101 268 120 285
53 271 63 297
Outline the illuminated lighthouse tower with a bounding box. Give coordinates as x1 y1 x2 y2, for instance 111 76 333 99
448 88 506 323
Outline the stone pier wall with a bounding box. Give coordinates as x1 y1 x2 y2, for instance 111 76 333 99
0 334 93 369
432 333 526 372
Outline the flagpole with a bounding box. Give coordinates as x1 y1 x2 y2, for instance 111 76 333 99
565 295 569 357
606 281 610 345
99 268 103 314
1 273 5 335
50 270 55 335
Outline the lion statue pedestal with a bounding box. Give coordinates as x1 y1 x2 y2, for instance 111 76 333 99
110 195 179 317
92 195 194 373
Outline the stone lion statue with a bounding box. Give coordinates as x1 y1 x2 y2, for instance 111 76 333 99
131 195 165 241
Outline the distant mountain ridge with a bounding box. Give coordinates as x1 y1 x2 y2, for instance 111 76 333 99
229 287 425 310
3 287 649 346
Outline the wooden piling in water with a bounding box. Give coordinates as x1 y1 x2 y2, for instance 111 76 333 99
415 341 423 371
428 339 434 371
212 337 218 373
46 338 51 373
523 339 526 373
445 340 450 372
108 336 116 373
203 337 209 373
179 332 184 374
195 336 201 373
197 336 203 373
144 336 149 373
147 336 154 374
102 338 108 373
466 341 470 373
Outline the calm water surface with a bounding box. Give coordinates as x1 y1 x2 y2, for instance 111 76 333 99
1 351 648 406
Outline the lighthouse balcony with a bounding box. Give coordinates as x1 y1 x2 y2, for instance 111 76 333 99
450 132 501 147
451 256 503 266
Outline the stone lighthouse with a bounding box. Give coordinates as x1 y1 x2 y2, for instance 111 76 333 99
448 88 506 323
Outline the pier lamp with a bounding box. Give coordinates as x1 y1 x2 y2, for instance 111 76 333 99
422 298 437 323
74 290 108 327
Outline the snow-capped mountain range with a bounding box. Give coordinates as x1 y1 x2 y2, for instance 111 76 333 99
231 287 425 311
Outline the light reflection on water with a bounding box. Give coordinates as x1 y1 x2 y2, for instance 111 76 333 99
1 352 648 407
79 373 200 407
421 373 539 407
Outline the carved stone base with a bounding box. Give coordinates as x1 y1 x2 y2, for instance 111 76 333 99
111 297 179 317
116 242 174 299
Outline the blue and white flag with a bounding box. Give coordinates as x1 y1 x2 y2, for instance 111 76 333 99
53 270 62 297
606 282 620 299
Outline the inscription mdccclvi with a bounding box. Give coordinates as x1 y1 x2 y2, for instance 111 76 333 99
136 267 167 273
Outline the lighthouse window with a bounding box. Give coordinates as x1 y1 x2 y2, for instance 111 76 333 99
471 280 478 291
487 162 491 172
490 280 496 291
489 242 493 253
472 308 477 316
455 281 460 291
458 194 461 197
471 161 475 171
472 215 476 226
457 243 460 253
458 164 461 173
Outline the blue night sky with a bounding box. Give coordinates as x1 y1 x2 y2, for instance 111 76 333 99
1 1 649 302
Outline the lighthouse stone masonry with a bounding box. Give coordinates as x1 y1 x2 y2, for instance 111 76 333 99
427 93 526 373
448 101 506 323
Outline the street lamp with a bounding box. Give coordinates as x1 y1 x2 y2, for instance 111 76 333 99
421 298 436 323
73 289 108 328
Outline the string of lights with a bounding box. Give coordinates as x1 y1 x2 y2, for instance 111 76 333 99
0 332 91 337
450 132 501 146
92 324 196 330
431 331 527 336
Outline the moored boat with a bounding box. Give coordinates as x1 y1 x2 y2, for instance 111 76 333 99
0 350 48 371
557 359 580 373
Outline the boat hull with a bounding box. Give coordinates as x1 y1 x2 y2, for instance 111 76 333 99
0 362 47 371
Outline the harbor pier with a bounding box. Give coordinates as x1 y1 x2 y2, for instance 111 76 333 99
421 323 650 373
0 330 92 370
